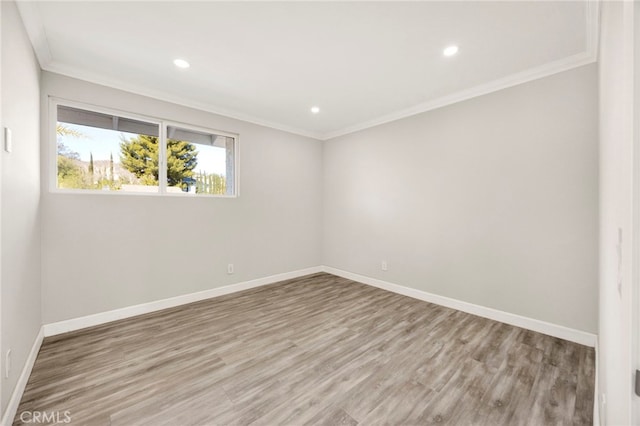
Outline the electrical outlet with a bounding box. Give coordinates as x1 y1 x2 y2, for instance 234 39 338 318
227 263 234 274
5 349 11 378
381 261 388 271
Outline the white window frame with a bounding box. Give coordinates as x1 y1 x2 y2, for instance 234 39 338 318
49 97 240 198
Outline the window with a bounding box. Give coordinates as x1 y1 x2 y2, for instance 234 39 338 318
53 100 238 196
166 126 235 196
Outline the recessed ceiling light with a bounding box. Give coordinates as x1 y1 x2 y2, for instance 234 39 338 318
311 106 320 114
173 59 190 69
443 45 459 57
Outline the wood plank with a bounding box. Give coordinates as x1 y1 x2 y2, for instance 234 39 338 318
12 272 594 425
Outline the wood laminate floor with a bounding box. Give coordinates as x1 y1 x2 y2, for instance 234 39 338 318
14 273 594 425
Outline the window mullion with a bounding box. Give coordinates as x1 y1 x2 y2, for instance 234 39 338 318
52 99 236 197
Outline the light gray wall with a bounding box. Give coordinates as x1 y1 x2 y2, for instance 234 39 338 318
323 64 598 333
635 5 640 424
1 0 42 413
41 73 323 324
598 2 635 424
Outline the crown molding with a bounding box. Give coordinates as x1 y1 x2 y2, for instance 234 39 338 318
16 0 600 143
15 0 322 140
586 0 601 62
15 1 52 66
320 0 600 140
319 51 596 140
41 61 323 140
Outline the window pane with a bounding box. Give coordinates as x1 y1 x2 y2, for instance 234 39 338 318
166 125 236 196
56 106 160 192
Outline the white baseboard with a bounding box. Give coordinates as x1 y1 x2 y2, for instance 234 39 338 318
44 264 598 347
9 265 597 426
43 266 323 337
1 327 44 426
322 266 597 347
593 337 600 426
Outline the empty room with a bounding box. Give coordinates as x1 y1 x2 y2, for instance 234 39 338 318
0 0 638 425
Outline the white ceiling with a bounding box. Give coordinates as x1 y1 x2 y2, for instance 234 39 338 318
18 1 598 140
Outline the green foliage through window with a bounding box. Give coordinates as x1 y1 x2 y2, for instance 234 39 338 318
55 105 235 196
